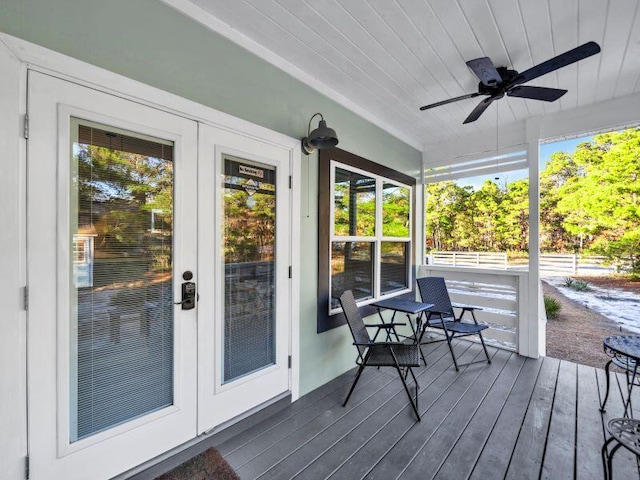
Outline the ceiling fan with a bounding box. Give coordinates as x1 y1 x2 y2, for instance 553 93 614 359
419 41 601 124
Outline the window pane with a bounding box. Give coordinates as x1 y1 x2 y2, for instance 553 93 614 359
334 168 376 237
330 241 374 309
381 242 409 294
70 120 174 442
223 157 276 383
382 183 410 237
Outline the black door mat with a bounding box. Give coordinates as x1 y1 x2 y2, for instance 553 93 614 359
154 448 239 480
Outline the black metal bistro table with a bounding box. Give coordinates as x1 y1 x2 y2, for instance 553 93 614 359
371 297 434 365
600 335 640 418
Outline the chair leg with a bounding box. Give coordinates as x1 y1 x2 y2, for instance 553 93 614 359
395 365 420 421
602 436 618 480
439 314 459 371
607 442 623 480
478 331 492 364
601 360 613 413
343 364 365 407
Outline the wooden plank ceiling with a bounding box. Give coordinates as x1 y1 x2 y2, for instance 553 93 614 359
168 0 640 150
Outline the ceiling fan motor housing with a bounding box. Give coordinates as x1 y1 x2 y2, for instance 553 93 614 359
478 68 518 95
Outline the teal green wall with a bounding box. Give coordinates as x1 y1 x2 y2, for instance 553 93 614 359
0 0 421 396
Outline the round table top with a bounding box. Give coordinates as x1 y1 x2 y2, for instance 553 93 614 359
604 335 640 361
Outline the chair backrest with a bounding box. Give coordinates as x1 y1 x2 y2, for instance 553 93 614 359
339 290 370 358
416 276 454 315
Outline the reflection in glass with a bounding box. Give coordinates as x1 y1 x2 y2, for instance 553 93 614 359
330 241 374 309
382 183 410 237
381 242 409 294
70 120 174 442
223 157 276 383
334 168 376 237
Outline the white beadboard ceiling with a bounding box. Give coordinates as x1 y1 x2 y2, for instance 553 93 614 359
164 0 640 151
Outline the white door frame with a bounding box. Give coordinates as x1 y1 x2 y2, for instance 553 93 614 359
0 31 300 480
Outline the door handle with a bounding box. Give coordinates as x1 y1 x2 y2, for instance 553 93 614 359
175 271 196 310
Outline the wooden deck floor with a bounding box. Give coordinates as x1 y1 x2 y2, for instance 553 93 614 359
139 341 640 480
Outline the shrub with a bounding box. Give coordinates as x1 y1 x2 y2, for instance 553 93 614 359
563 277 591 291
544 295 562 319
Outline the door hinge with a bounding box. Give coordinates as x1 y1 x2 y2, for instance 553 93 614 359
25 455 29 479
288 355 292 369
22 286 29 311
288 266 292 279
23 114 29 139
289 175 292 189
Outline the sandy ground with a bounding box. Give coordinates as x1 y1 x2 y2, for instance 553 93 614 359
543 279 634 368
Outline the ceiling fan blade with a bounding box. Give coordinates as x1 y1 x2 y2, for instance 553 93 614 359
511 41 601 86
463 96 497 124
466 57 503 86
507 85 567 102
419 92 482 111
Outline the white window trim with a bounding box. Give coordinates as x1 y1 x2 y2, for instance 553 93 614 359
329 160 413 315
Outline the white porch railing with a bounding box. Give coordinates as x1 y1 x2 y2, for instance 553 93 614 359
418 265 534 354
428 251 508 269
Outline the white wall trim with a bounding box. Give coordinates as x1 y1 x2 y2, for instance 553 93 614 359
159 0 423 151
290 143 301 401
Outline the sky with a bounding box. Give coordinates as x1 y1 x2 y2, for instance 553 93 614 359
455 133 594 190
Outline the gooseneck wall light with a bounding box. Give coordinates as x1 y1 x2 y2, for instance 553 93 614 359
301 113 339 155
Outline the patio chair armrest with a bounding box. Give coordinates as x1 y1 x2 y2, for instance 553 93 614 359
452 302 482 311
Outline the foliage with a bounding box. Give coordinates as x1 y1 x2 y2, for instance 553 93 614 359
425 127 640 273
544 295 562 319
563 277 591 291
76 143 173 279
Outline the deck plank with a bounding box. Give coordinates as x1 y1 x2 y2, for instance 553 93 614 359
230 366 397 475
136 351 640 480
216 366 359 456
575 363 606 480
540 360 578 480
362 349 508 480
504 356 561 480
257 343 454 480
327 343 486 480
428 353 526 480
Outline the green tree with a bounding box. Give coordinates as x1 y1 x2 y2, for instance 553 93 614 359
556 129 640 270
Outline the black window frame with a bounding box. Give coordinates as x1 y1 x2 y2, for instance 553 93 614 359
317 148 416 333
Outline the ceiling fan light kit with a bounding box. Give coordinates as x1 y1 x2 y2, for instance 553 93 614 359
419 41 601 124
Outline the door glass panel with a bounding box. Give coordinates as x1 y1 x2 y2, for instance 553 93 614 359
223 157 276 383
70 119 174 441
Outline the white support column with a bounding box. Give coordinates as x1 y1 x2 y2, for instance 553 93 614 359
522 117 545 358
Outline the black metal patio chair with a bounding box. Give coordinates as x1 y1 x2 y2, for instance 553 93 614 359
416 276 491 371
339 290 421 421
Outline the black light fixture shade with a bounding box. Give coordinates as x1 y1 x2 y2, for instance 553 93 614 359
302 113 339 154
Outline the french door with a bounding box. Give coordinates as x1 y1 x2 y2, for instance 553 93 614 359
27 72 291 480
197 125 291 431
